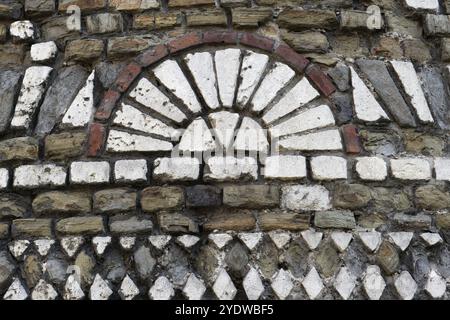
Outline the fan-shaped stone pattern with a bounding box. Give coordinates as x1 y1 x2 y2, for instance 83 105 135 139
11 66 53 130
153 60 202 114
61 70 95 128
208 111 240 150
234 117 269 154
262 77 319 124
112 103 179 139
128 77 187 124
185 52 219 110
215 48 241 107
251 62 295 112
106 130 173 153
350 66 390 123
237 51 269 107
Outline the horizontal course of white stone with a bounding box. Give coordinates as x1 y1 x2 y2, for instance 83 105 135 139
4 156 449 188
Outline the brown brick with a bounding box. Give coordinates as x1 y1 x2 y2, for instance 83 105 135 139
168 32 203 53
56 216 105 235
186 9 227 27
110 0 159 11
113 62 142 93
108 36 152 60
87 122 107 156
259 213 310 231
45 132 87 160
141 186 184 213
32 191 91 215
204 213 256 231
94 90 120 121
155 12 180 29
278 9 338 31
0 137 39 162
59 0 106 12
306 64 336 96
133 13 154 29
135 44 169 67
12 219 52 238
203 31 238 44
342 124 362 154
93 188 136 213
232 7 272 27
275 43 310 73
65 39 104 62
240 32 274 52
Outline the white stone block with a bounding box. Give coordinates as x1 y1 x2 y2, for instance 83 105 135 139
63 274 85 300
301 229 323 250
153 157 200 181
129 77 187 124
10 20 34 40
176 235 200 248
114 159 148 183
153 60 202 113
208 233 233 249
34 239 54 256
394 271 417 300
14 164 66 188
0 168 8 189
70 161 110 184
251 62 295 112
405 0 439 11
31 41 57 62
425 270 446 299
237 51 269 106
119 275 139 300
89 274 113 300
277 129 343 151
106 130 173 153
178 117 215 153
208 111 239 149
331 232 353 252
391 158 432 180
270 105 335 138
233 117 268 154
281 185 331 211
215 48 241 107
262 77 319 124
92 237 111 256
61 237 84 258
8 240 30 259
238 232 262 250
311 156 347 180
32 280 58 300
420 233 443 246
3 278 28 300
434 158 450 181
390 60 434 123
148 235 172 250
358 231 381 252
355 157 387 181
204 156 258 181
388 232 413 251
264 155 307 180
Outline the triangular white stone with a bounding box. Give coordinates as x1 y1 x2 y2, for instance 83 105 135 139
394 271 417 300
63 274 85 300
62 70 95 128
425 269 446 299
358 231 381 252
31 279 58 300
92 236 111 256
213 269 237 300
89 274 113 300
330 232 353 252
149 235 172 250
268 231 291 249
271 269 293 300
208 111 239 149
350 66 389 122
183 274 206 300
334 267 356 300
3 278 28 300
301 230 323 250
363 265 386 300
234 117 268 154
243 267 264 300
179 117 215 153
176 235 200 248
302 267 324 300
420 233 443 246
119 236 136 250
8 240 30 258
149 276 175 300
34 239 55 257
61 237 84 258
119 275 140 300
388 232 413 251
208 233 233 249
238 232 263 250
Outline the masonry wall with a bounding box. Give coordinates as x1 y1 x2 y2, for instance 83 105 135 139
0 0 450 301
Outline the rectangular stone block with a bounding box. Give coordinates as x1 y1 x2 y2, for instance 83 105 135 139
158 212 198 233
186 185 222 208
282 185 331 211
65 39 104 62
141 186 184 213
110 0 159 11
12 219 52 238
186 9 227 26
390 158 432 180
264 155 306 180
393 213 432 230
435 158 450 181
109 215 153 234
278 9 338 31
59 0 106 12
93 188 136 213
223 185 280 208
32 191 91 215
311 156 347 180
86 13 123 34
0 168 8 189
204 156 258 182
44 132 87 160
114 159 148 183
232 8 272 27
424 14 450 36
70 161 110 184
0 137 39 162
314 211 356 229
203 213 256 231
169 0 214 6
259 213 310 231
14 164 67 188
153 157 200 182
56 216 105 235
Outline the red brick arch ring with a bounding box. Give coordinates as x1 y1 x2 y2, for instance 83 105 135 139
86 31 339 157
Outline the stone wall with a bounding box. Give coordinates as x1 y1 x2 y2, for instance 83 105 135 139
0 0 450 300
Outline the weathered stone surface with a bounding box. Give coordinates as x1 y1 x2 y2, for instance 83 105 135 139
22 254 42 288
0 194 29 219
314 211 356 229
0 137 39 162
226 242 249 277
56 217 105 235
134 245 155 280
393 213 432 230
65 39 104 62
360 130 402 156
0 251 15 289
186 185 222 208
0 44 25 66
74 250 95 287
141 187 184 213
93 188 136 213
0 70 22 133
70 161 110 184
86 13 123 34
110 0 158 11
46 256 68 285
315 243 340 278
12 219 52 238
35 65 88 135
282 31 329 53
371 188 411 213
424 14 450 36
282 185 331 211
376 241 399 275
107 36 153 59
328 63 350 91
0 223 8 238
109 215 153 234
415 185 450 210
204 213 256 231
186 9 227 26
32 191 91 215
159 244 190 287
391 158 432 180
223 185 279 208
14 164 67 188
25 0 55 16
195 245 220 285
259 213 310 231
403 39 431 63
333 184 372 209
41 16 79 41
44 132 87 160
356 59 415 127
158 213 198 233
232 7 272 27
282 239 308 278
436 213 450 230
278 9 338 30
